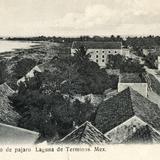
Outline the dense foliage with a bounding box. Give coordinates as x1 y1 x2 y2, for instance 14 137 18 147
7 35 160 49
10 46 118 141
106 54 145 73
0 60 8 84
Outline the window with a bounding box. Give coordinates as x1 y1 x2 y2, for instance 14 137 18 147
102 59 104 62
96 59 98 63
96 50 99 53
102 50 104 53
108 51 111 53
102 55 104 58
96 55 98 58
115 51 117 53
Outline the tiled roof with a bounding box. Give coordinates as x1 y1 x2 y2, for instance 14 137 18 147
95 87 160 133
59 121 110 145
0 83 20 126
71 41 122 49
0 95 21 126
119 73 146 83
0 83 15 96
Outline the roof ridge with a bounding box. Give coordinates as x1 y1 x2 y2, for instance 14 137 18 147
78 121 110 143
0 122 39 135
122 116 160 143
59 121 88 142
78 121 90 143
128 87 135 115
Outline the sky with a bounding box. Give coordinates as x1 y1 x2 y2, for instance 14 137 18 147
0 0 160 37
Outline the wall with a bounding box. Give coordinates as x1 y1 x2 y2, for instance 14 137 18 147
118 83 148 97
122 49 130 57
104 116 147 144
158 56 160 70
71 48 122 68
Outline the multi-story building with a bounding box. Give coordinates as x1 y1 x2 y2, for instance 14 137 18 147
71 41 122 68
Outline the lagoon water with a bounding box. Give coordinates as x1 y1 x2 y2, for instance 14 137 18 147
0 40 37 53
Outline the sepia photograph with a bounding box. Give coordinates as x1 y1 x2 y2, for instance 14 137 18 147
0 0 160 159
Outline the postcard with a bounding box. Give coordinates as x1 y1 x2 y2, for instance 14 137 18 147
0 0 160 159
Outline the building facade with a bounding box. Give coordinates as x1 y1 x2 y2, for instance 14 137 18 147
118 83 148 97
118 73 148 97
71 41 122 68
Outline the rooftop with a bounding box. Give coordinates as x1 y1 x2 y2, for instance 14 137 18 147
0 122 39 144
105 116 160 144
71 41 122 49
0 83 15 97
0 83 20 126
0 95 21 126
59 121 110 145
95 87 160 133
119 73 146 83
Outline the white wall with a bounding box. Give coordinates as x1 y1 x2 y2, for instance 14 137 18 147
142 49 149 56
118 83 148 97
121 49 130 57
71 48 122 68
104 116 147 144
158 56 160 70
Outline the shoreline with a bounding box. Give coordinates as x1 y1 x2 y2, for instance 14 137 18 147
0 40 42 54
0 41 44 59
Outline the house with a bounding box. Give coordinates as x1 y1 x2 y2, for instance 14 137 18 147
59 121 110 145
94 87 160 143
71 41 122 68
142 48 160 56
71 94 103 106
118 73 148 97
105 116 160 144
105 69 120 76
17 65 42 85
0 122 39 144
121 48 130 57
17 61 58 86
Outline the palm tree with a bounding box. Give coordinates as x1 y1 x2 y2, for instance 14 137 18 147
73 45 90 64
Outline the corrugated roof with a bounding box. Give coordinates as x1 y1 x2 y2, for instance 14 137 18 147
95 87 160 133
72 41 122 49
59 121 110 145
119 73 146 83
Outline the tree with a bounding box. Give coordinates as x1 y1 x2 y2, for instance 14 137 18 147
0 60 8 84
106 54 145 73
144 52 158 69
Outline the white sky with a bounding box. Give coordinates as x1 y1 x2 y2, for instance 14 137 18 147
0 0 160 36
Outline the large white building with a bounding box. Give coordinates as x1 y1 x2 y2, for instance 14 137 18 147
71 41 123 68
